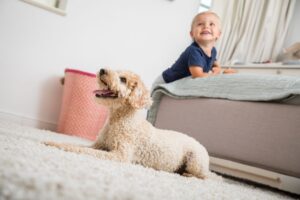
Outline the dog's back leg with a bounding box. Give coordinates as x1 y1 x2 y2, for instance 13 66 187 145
184 149 210 179
184 150 223 181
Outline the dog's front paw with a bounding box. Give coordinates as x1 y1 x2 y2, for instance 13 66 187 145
43 141 56 146
43 141 61 147
43 141 83 153
43 141 67 150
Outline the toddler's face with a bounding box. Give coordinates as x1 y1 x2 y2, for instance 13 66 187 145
190 13 221 45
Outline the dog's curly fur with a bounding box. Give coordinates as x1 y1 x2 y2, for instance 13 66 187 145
45 68 216 179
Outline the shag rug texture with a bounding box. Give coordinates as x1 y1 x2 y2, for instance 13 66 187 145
0 121 296 200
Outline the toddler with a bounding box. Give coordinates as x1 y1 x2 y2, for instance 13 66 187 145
152 11 236 90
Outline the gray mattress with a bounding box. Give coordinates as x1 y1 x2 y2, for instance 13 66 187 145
153 95 300 178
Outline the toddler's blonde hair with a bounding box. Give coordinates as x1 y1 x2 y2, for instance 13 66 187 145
191 11 222 31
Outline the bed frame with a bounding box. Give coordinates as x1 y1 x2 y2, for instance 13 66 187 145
152 95 300 195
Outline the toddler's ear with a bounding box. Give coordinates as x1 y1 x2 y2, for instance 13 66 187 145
216 31 222 41
190 30 196 40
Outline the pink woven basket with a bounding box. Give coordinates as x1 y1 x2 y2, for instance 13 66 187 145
57 68 108 141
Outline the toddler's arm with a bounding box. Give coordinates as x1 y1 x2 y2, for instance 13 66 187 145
189 62 221 78
189 66 211 78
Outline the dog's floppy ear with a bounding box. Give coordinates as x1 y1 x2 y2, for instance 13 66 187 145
128 78 152 109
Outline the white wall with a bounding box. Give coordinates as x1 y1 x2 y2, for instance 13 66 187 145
0 0 199 129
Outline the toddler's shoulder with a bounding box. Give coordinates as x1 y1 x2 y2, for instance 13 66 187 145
187 45 204 57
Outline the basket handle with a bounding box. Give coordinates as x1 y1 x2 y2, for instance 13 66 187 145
60 77 65 85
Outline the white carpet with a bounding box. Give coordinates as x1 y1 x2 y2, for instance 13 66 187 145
0 121 296 200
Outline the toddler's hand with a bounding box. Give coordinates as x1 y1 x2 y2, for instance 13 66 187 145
223 68 238 74
212 67 222 74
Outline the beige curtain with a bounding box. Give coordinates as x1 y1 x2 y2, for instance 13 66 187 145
212 0 296 65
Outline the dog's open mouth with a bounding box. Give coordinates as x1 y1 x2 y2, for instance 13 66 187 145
93 90 118 98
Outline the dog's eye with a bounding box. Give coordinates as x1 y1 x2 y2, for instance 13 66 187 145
120 77 127 84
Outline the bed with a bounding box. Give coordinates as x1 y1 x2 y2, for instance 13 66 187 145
147 73 300 195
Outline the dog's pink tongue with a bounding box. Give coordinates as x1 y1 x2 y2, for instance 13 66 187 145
93 90 114 97
94 90 105 95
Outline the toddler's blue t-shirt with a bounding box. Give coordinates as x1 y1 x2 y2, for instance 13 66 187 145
162 42 217 83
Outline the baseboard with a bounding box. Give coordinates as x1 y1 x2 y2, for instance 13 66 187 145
0 111 57 131
210 156 300 195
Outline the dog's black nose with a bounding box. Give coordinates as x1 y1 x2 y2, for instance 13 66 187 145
100 69 106 76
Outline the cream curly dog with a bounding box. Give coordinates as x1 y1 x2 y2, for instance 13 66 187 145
45 68 217 179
